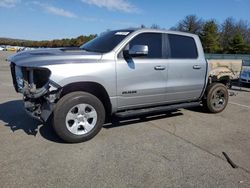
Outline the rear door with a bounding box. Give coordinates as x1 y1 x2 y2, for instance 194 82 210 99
165 34 207 102
116 32 168 109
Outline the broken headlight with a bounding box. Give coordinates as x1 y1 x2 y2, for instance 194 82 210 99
12 64 51 96
15 66 24 92
25 67 52 98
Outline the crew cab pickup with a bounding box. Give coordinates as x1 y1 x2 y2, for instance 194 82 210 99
7 29 229 143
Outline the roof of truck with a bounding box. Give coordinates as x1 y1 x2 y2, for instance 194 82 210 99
130 28 199 38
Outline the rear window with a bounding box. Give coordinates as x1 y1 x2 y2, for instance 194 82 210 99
168 34 198 59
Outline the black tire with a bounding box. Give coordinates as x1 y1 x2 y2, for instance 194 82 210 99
203 83 229 113
53 91 105 143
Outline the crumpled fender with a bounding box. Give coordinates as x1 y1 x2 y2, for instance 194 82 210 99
209 67 234 80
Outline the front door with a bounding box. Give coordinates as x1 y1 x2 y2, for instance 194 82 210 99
116 33 168 110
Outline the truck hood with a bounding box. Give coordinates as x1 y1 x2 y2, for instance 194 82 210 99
7 48 102 67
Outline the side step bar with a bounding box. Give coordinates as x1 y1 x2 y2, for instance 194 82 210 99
115 101 201 118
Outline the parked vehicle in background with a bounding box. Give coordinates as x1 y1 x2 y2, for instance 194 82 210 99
7 28 229 143
208 59 243 88
7 47 17 51
17 47 37 52
240 67 250 84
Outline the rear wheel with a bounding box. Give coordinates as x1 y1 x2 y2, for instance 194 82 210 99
53 92 105 143
203 83 229 113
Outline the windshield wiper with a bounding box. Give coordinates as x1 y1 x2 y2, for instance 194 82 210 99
80 47 91 52
81 48 105 53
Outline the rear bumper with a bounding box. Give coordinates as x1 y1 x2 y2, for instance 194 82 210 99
240 78 250 83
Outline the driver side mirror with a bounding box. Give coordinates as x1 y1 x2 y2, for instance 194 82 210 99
124 45 148 58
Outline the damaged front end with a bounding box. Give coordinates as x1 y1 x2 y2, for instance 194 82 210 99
10 62 61 122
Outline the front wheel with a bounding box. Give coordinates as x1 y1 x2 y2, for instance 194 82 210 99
53 92 105 143
203 83 229 113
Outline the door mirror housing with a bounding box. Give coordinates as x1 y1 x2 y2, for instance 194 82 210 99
127 45 148 57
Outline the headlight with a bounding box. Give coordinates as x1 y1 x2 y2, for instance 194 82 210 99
15 66 24 92
32 68 51 88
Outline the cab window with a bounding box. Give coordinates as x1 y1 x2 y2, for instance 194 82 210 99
168 34 198 59
125 33 163 59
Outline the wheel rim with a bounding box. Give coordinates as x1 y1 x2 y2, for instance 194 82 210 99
211 89 226 110
65 103 97 135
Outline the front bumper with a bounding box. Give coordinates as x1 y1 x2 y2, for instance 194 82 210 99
24 98 54 122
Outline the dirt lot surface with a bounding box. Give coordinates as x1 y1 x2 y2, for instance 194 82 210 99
0 51 250 188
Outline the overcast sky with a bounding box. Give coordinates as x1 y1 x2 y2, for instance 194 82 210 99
0 0 249 40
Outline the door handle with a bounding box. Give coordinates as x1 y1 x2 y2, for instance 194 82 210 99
154 66 166 70
193 65 201 69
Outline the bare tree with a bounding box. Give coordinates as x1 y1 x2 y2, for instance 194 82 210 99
140 24 146 28
176 15 203 34
220 18 237 52
236 20 250 43
151 24 160 29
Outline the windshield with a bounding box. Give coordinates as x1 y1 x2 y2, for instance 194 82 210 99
80 30 133 53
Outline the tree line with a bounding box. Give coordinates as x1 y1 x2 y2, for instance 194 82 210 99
0 35 96 48
170 15 250 54
1 15 250 54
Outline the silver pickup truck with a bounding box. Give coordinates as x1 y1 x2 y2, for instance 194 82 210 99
7 29 229 143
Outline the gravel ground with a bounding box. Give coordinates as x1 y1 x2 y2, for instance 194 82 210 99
0 51 250 188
